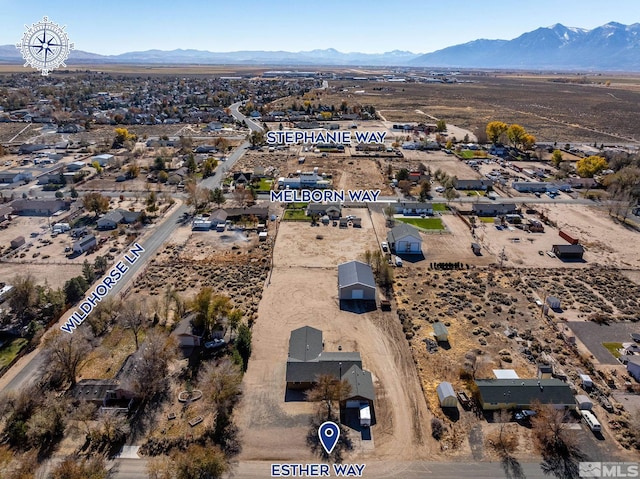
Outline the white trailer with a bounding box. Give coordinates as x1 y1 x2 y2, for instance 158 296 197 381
580 410 601 432
359 403 371 427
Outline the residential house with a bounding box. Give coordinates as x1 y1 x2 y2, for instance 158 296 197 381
223 206 270 221
512 182 549 193
0 171 32 184
73 234 97 254
394 201 433 216
209 209 228 226
387 223 422 254
66 161 86 172
306 203 341 219
474 378 575 410
338 260 376 302
626 356 640 382
205 121 223 131
11 199 70 216
72 379 136 409
91 154 115 167
472 203 518 217
454 179 494 191
233 172 252 185
285 325 375 424
172 318 202 349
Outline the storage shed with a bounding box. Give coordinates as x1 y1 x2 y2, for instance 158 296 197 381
552 244 584 260
433 322 449 342
546 296 561 310
580 374 593 390
575 394 593 410
338 261 376 301
436 382 458 408
10 236 25 249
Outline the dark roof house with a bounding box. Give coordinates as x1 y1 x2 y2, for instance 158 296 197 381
475 378 575 410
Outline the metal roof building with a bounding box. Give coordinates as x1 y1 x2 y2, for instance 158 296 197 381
475 378 575 410
338 260 376 301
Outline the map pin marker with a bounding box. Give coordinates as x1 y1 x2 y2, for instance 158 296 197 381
318 421 340 455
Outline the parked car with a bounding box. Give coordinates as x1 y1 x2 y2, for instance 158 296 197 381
394 256 403 267
204 339 226 350
515 410 537 420
381 241 388 252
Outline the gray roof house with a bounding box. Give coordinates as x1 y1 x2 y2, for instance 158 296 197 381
96 209 142 229
11 199 70 216
338 260 376 301
387 223 422 254
306 203 342 219
286 326 362 389
454 179 494 190
475 378 575 410
472 203 518 217
73 234 97 254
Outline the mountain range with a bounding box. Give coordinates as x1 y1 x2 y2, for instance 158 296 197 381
2 22 640 70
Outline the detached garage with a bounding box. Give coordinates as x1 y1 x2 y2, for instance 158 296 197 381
387 223 422 254
338 261 376 301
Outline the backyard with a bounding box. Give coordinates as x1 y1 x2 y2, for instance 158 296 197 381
397 217 445 230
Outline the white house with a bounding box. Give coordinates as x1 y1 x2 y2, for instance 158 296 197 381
387 223 422 254
394 201 433 216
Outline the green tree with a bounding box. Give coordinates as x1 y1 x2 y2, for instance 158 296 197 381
185 154 197 174
551 150 563 168
70 187 78 199
395 168 409 181
82 259 95 284
576 155 608 178
486 121 508 144
249 131 264 147
158 170 169 183
419 180 431 201
435 119 446 132
55 190 64 199
154 157 166 171
82 192 110 217
235 324 252 372
64 276 89 304
210 187 226 207
9 275 38 321
91 161 103 176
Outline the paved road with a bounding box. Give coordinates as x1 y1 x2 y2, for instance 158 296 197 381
113 458 551 479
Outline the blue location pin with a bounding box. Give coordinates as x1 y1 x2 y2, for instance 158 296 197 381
318 421 340 455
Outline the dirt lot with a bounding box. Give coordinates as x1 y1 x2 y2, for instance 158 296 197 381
234 210 435 462
319 76 640 144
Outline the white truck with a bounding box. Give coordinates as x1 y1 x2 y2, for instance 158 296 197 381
359 403 371 427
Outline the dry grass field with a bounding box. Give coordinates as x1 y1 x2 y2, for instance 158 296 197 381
319 75 640 144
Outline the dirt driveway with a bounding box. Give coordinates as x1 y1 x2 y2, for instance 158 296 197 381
234 209 434 462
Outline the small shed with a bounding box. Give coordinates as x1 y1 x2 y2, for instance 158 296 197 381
575 394 593 410
580 374 593 390
537 364 553 379
339 218 349 228
351 217 362 228
436 382 457 408
258 232 268 241
433 322 449 342
546 296 561 310
10 236 25 249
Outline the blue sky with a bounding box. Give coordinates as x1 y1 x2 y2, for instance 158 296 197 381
1 0 638 55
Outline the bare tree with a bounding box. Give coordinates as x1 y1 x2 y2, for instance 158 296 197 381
531 402 586 479
199 359 242 416
306 374 352 421
127 331 177 402
44 331 92 387
119 299 147 349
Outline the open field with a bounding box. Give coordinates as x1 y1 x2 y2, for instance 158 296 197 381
235 210 435 462
321 76 640 144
